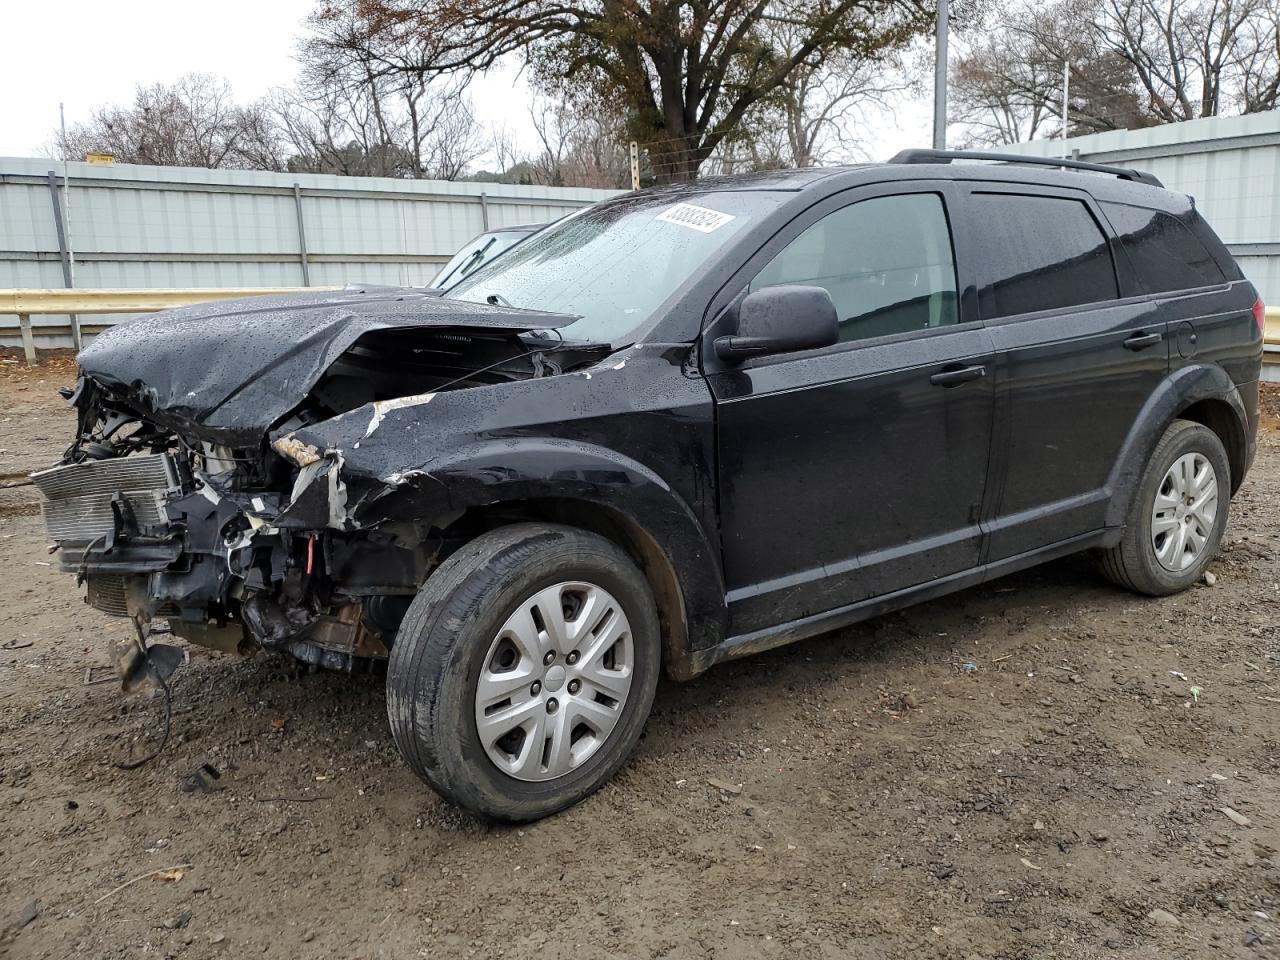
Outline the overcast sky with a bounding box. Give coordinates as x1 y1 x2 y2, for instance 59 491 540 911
0 0 934 165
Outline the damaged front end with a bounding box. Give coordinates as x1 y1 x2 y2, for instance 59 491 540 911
35 288 608 673
37 367 428 672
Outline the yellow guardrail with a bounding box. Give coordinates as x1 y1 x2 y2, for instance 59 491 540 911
4 289 1279 368
1 287 337 366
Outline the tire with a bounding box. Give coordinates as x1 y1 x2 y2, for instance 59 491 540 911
1098 418 1230 596
386 522 661 822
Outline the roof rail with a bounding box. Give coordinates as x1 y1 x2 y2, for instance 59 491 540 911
888 148 1163 188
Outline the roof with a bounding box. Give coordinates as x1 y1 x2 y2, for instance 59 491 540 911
625 149 1169 200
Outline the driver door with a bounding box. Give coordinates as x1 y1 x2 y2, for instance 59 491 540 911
705 185 995 636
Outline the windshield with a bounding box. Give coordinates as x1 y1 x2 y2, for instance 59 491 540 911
434 228 538 290
448 191 782 342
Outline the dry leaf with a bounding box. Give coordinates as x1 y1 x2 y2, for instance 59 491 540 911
155 869 185 882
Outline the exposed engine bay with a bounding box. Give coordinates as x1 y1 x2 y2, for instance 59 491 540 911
33 288 611 674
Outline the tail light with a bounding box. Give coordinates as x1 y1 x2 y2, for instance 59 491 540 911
1253 297 1266 337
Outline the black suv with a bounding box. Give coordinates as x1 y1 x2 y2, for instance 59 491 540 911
36 150 1262 821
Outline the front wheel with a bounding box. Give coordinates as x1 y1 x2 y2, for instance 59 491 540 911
1098 418 1230 596
386 523 661 822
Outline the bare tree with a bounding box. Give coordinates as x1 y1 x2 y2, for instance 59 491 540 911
306 0 936 182
300 0 485 177
951 24 1066 144
757 19 908 167
948 0 1267 145
488 124 525 176
529 103 572 186
58 74 282 169
1236 2 1280 110
303 0 430 174
1098 0 1276 121
418 86 488 178
269 82 412 176
523 94 631 187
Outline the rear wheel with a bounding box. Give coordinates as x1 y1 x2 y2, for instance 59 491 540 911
386 523 660 822
1098 419 1229 596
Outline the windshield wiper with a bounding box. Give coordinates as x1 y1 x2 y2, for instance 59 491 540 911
485 293 515 308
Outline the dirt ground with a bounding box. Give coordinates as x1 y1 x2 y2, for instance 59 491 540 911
1 354 1278 960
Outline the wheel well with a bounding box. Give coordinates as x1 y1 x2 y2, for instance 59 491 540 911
1176 398 1246 493
443 499 693 679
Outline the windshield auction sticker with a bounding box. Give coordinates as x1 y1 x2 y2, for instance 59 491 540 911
656 203 737 233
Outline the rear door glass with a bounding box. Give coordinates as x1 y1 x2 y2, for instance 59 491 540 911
973 194 1118 319
1100 201 1227 293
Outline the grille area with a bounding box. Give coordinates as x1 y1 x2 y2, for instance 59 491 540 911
86 575 130 616
85 575 180 618
32 453 180 548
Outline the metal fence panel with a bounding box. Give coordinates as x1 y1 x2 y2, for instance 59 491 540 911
0 157 619 346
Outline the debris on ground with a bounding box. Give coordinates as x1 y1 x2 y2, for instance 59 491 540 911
707 778 743 795
1220 806 1252 827
179 763 223 794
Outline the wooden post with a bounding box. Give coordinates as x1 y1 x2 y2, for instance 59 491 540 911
19 313 37 366
630 141 640 190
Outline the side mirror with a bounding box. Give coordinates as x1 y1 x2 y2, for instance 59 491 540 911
714 285 839 362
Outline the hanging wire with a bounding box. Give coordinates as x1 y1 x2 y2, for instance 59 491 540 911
112 619 173 771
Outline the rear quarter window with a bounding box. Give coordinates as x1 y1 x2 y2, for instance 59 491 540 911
973 193 1118 319
1101 201 1228 293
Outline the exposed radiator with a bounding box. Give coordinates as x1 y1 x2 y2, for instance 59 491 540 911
85 574 180 618
85 575 131 616
31 453 180 548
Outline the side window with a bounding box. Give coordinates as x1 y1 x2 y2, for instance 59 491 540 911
1101 201 1228 293
974 194 1118 318
749 193 958 343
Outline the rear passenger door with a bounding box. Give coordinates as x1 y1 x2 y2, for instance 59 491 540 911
1099 199 1243 381
968 186 1171 561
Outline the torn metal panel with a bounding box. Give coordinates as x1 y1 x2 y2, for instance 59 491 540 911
77 287 578 445
364 392 435 437
282 345 727 650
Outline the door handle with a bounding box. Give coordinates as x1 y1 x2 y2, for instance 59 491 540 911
1123 331 1163 351
929 364 987 387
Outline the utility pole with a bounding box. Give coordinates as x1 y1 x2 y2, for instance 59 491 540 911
932 0 949 150
60 102 81 352
1061 61 1071 158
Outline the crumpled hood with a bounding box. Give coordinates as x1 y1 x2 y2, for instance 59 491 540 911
77 288 576 445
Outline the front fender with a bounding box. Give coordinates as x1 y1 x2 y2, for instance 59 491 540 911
276 353 725 658
1103 363 1250 531
363 437 727 654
